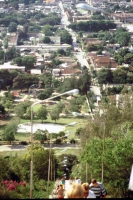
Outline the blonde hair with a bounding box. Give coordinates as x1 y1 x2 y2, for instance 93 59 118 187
82 182 90 191
65 183 84 198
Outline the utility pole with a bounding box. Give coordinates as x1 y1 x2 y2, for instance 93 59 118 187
101 123 105 183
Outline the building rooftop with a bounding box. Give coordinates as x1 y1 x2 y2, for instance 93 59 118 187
76 3 99 12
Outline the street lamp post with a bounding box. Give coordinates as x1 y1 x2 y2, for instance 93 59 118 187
29 89 79 199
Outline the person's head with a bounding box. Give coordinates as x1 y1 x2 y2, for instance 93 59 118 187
65 183 84 198
91 179 97 184
82 182 90 192
75 176 78 180
59 184 63 189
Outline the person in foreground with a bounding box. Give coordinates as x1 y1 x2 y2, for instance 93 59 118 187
64 183 84 198
90 179 106 198
56 184 65 198
82 182 96 198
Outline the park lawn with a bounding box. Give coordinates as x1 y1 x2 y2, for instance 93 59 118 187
54 148 81 157
15 132 30 141
0 150 26 157
18 116 88 141
0 110 89 142
0 148 81 158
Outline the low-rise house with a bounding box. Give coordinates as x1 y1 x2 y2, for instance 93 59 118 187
15 44 71 52
109 29 117 35
53 69 61 77
72 15 91 23
86 38 102 46
8 33 19 47
0 7 8 13
112 12 133 23
30 69 42 74
88 55 118 71
52 68 82 78
60 68 82 77
106 43 120 51
49 36 60 44
39 33 61 44
0 62 25 72
18 4 25 11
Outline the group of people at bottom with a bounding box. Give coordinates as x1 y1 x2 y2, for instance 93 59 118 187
55 177 107 199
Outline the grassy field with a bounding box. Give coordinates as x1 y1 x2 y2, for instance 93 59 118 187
0 150 27 157
54 148 81 156
12 116 88 142
0 147 81 157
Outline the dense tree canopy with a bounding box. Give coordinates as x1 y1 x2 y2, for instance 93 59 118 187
68 20 116 32
55 29 72 45
13 74 39 91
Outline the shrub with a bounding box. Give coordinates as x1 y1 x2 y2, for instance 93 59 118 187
55 138 62 144
70 139 76 144
0 180 29 199
19 141 28 145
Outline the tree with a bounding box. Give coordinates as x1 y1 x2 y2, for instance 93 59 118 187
0 70 13 90
2 132 15 145
36 105 48 123
68 20 116 32
13 74 39 91
3 36 8 49
66 47 72 56
97 68 113 84
42 37 51 44
56 29 72 45
22 56 36 70
113 67 127 84
0 156 10 181
56 76 79 94
14 104 25 120
24 144 58 180
75 128 84 138
113 48 129 65
114 27 131 46
2 117 19 145
34 129 48 144
6 47 20 60
12 57 23 66
25 107 31 119
77 70 91 95
42 25 53 36
8 22 17 32
4 100 13 112
80 124 133 198
0 104 6 114
57 49 66 56
50 106 60 123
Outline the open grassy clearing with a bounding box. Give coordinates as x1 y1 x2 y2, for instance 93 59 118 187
0 116 89 142
54 148 81 157
16 116 89 141
0 147 81 157
0 150 27 157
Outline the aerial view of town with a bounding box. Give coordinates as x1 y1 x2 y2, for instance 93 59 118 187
0 0 133 198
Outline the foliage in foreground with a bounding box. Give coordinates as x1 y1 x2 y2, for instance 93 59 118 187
0 179 54 199
76 98 133 198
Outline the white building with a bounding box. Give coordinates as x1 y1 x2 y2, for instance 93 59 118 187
0 62 25 72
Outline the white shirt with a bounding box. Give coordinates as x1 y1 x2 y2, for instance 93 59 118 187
75 179 81 184
87 190 96 198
